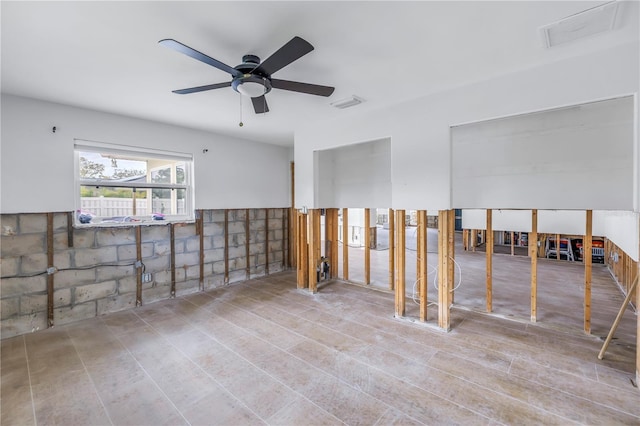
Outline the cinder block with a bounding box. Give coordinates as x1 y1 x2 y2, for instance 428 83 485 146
71 229 96 248
96 228 136 246
18 214 47 234
53 232 69 250
212 260 225 274
2 276 46 297
0 311 47 338
254 231 266 243
203 222 225 237
271 251 284 262
140 256 169 273
269 262 284 274
117 242 154 261
228 270 246 284
54 251 72 270
211 210 225 223
1 297 19 319
1 257 19 278
0 215 18 235
231 209 246 221
212 235 225 249
97 294 136 316
74 246 117 268
176 250 199 267
230 257 246 271
75 280 117 303
142 284 171 304
186 235 212 252
185 264 200 280
175 224 196 239
204 274 224 290
54 302 96 326
173 240 186 254
54 288 71 307
53 213 69 232
251 265 266 277
118 276 137 294
1 234 45 257
233 233 246 247
269 240 283 252
141 225 170 243
55 268 95 288
227 246 246 260
154 241 171 256
250 220 266 232
176 279 199 296
20 253 47 275
20 293 47 314
153 270 171 285
96 265 135 282
252 209 266 220
254 254 267 267
227 222 246 235
203 248 225 263
250 243 266 256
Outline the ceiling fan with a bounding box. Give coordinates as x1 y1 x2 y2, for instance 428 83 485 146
159 36 335 114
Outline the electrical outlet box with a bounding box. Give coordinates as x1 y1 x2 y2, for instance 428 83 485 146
142 273 152 283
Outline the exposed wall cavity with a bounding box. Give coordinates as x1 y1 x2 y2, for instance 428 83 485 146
0 209 289 338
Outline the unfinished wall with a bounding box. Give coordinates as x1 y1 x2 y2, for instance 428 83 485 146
0 208 288 339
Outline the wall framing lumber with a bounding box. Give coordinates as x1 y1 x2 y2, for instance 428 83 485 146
394 209 406 317
637 229 640 387
135 226 142 306
296 211 309 289
364 208 371 285
389 208 395 290
486 209 493 313
245 209 251 280
224 209 230 284
325 208 339 279
289 161 296 269
510 231 515 256
584 210 593 334
308 209 321 293
66 211 74 247
530 209 538 323
438 210 452 331
448 209 455 306
342 208 349 281
46 213 54 328
265 208 270 275
417 210 427 322
170 223 176 298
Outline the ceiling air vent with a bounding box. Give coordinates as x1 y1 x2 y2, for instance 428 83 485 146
331 95 364 109
539 1 619 48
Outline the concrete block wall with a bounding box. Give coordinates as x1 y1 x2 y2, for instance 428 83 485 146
0 208 289 339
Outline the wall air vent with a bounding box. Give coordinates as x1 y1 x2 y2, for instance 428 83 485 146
539 1 619 48
330 95 364 109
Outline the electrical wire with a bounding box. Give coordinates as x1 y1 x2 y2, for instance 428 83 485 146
3 260 144 280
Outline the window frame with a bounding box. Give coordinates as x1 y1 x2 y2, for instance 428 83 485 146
74 139 195 227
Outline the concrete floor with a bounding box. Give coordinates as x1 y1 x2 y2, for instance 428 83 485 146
1 260 638 425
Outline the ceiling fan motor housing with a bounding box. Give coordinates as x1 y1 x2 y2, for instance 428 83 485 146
232 55 272 97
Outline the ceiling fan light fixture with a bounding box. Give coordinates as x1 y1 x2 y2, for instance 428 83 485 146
233 75 272 98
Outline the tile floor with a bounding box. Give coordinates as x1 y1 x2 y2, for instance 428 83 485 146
1 264 638 425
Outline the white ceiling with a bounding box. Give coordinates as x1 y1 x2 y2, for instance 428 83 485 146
2 1 638 147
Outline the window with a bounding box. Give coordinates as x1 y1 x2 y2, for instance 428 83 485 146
74 140 194 226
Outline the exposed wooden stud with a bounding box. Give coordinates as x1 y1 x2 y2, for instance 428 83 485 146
448 209 455 306
66 211 74 248
462 229 468 251
342 208 349 281
394 209 406 317
364 208 371 285
598 274 638 360
388 208 395 290
486 209 493 313
46 213 54 328
530 209 538 323
224 209 229 284
265 208 269 275
198 210 204 291
417 210 427 322
308 209 321 293
282 209 287 270
296 211 309 288
438 210 451 331
325 208 339 278
170 223 176 298
471 229 477 252
135 226 142 306
556 233 561 261
584 210 593 334
510 231 515 256
637 226 640 387
245 208 250 280
289 162 296 268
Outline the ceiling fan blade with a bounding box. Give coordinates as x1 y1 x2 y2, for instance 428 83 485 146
257 36 314 76
159 39 242 78
271 79 335 97
251 96 269 114
172 82 231 94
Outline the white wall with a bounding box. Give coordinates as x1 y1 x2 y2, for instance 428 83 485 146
0 95 291 213
295 42 639 211
315 138 391 208
451 96 634 210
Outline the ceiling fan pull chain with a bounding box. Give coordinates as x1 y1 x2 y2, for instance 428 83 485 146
239 94 244 127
